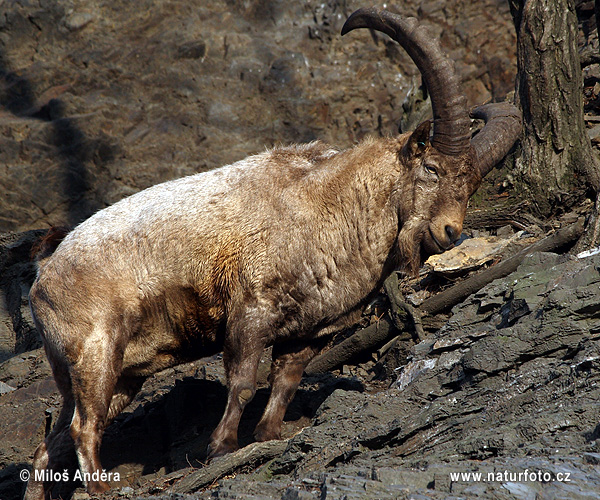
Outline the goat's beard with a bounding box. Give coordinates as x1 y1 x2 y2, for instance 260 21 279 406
396 218 429 277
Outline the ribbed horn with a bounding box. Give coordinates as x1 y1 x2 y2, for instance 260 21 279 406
470 103 522 177
341 7 471 156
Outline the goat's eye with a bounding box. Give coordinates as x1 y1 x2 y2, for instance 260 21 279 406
424 163 438 176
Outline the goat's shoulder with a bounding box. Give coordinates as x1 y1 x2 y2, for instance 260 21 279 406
267 141 339 164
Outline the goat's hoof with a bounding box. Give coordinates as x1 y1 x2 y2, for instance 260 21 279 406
207 440 238 460
88 479 111 495
253 425 281 443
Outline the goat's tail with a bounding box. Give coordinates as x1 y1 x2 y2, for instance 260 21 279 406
31 226 70 262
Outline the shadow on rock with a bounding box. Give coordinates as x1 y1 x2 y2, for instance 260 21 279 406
16 371 364 499
0 48 116 227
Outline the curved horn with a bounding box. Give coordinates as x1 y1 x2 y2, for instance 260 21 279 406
470 103 522 177
341 7 471 156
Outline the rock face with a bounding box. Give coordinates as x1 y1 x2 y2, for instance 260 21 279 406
0 0 516 232
0 231 45 362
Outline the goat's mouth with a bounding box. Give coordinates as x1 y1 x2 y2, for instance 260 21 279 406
422 227 453 256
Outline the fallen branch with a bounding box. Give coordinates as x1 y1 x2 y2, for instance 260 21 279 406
305 314 399 375
171 439 289 493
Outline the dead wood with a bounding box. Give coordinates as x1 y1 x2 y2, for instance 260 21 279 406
171 439 289 493
463 202 544 231
304 314 399 375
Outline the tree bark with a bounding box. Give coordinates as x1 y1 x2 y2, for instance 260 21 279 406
509 0 600 217
171 440 290 493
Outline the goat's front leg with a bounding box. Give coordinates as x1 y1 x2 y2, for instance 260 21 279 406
208 323 266 458
253 339 322 442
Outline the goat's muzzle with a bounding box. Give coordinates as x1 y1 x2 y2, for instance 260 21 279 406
424 221 462 255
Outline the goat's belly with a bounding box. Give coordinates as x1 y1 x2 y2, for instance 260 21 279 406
121 288 225 377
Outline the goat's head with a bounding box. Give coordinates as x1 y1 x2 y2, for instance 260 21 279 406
342 8 522 274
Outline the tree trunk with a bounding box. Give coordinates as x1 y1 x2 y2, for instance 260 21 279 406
596 0 600 41
509 0 600 218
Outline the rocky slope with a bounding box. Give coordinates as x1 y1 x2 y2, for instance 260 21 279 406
5 1 600 500
164 250 600 500
3 232 599 499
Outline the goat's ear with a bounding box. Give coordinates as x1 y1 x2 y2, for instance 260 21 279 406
401 120 431 159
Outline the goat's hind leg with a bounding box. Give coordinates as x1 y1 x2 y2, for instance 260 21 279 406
25 355 142 499
73 374 145 494
68 325 128 495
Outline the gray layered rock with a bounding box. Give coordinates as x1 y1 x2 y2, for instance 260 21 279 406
187 251 600 499
1 238 599 499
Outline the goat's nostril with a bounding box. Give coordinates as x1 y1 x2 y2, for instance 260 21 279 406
445 225 458 243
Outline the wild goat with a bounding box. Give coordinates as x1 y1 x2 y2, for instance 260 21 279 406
25 7 521 499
